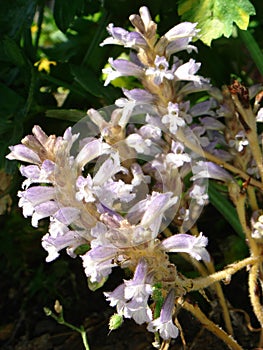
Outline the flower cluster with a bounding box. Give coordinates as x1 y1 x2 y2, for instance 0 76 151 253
7 6 263 344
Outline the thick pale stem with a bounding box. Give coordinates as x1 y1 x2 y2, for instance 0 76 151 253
247 185 259 211
234 192 260 256
205 261 233 336
248 263 263 327
180 300 243 350
175 256 261 292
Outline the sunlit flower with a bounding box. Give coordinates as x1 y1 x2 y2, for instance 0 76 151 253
34 57 57 73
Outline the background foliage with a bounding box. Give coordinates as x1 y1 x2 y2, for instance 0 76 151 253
1 0 263 348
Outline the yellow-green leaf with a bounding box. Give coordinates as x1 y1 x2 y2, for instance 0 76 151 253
178 0 255 46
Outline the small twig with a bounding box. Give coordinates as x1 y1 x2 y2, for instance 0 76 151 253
44 307 90 350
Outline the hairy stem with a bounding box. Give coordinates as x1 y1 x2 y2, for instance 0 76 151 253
180 299 243 350
205 261 233 336
176 256 261 292
249 263 263 327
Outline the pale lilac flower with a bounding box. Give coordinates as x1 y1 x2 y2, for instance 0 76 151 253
145 56 174 85
191 161 233 182
229 131 249 152
129 6 157 39
75 175 95 203
100 23 147 48
18 186 58 227
75 138 111 169
105 259 153 324
31 201 60 228
122 88 155 103
200 116 225 130
256 108 263 122
166 141 191 167
161 233 210 261
190 98 217 117
82 245 119 283
189 184 209 206
95 179 135 207
6 144 41 164
162 102 186 134
139 124 162 141
126 133 152 154
130 163 151 187
126 125 162 156
190 125 210 147
251 212 263 239
20 160 55 189
103 58 144 86
247 159 260 179
252 215 263 239
18 186 55 207
147 289 178 339
164 22 199 55
104 283 126 309
42 226 86 262
53 207 80 225
127 191 178 238
174 59 209 85
76 152 134 208
124 259 152 300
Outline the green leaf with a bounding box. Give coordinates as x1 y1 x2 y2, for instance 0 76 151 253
53 0 85 33
238 29 263 77
3 37 27 67
178 0 256 46
208 181 243 237
46 109 87 122
0 82 25 117
70 64 108 98
0 0 38 39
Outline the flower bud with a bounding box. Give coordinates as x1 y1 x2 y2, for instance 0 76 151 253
109 313 123 331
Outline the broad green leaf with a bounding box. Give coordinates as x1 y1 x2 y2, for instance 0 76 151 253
178 0 255 46
53 0 85 33
208 181 243 237
3 37 27 67
46 109 86 122
70 64 113 100
0 82 24 117
238 29 263 77
0 0 37 39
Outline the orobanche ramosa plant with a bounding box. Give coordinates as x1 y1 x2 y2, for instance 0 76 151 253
6 6 263 350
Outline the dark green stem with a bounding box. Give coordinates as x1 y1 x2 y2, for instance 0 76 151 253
239 29 263 77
